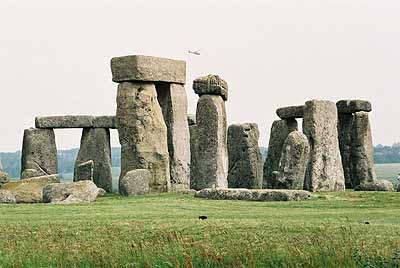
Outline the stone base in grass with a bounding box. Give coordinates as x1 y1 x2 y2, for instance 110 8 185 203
194 188 311 201
354 180 394 192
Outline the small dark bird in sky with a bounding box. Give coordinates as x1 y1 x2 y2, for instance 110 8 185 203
188 50 201 55
199 216 208 220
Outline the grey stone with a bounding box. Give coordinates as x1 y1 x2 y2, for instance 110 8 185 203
188 115 198 189
354 180 394 192
157 83 190 192
0 190 16 204
336 100 372 114
187 114 196 126
338 112 354 188
74 160 94 181
43 180 101 204
0 172 10 188
351 112 377 186
111 55 186 84
21 169 42 179
193 74 228 101
276 105 304 119
273 131 310 190
119 169 151 196
1 175 59 203
0 159 3 171
303 100 345 192
191 95 228 190
21 128 58 178
195 188 311 201
263 119 298 189
117 82 170 193
74 128 112 192
227 123 263 189
97 188 106 197
35 115 117 129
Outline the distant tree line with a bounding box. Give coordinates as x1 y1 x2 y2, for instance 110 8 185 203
0 144 399 178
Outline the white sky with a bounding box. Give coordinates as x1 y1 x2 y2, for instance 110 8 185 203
1 0 400 151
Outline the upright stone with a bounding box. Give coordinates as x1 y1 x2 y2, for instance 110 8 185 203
338 112 354 188
157 83 190 191
21 128 58 178
227 123 263 189
191 75 228 190
74 160 94 182
263 119 298 189
116 82 170 193
74 128 112 192
350 112 377 186
273 131 310 190
303 100 345 192
188 115 198 189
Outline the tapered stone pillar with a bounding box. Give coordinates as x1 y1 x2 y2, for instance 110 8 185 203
74 128 113 192
191 75 228 190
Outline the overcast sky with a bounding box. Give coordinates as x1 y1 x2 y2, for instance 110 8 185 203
1 0 400 151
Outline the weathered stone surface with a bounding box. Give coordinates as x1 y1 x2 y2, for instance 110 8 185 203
97 188 106 197
43 180 101 204
336 100 372 114
157 83 190 191
195 188 311 201
119 169 151 196
338 112 354 188
187 114 196 126
350 112 377 186
276 105 304 119
273 131 310 190
35 115 117 129
117 82 170 192
191 95 228 190
0 190 16 204
0 172 10 188
354 180 394 192
21 128 58 178
263 119 298 189
111 55 186 84
74 128 112 192
227 123 263 189
193 75 228 101
303 100 345 192
1 175 59 203
74 160 94 182
21 169 42 179
188 114 198 189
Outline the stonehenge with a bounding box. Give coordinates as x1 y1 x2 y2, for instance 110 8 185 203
190 75 229 190
227 123 263 189
303 100 345 192
119 169 151 196
111 55 190 193
263 118 298 188
337 100 376 188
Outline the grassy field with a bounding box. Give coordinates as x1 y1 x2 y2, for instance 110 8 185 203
1 191 400 268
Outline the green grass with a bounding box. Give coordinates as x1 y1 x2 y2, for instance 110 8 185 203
1 192 400 268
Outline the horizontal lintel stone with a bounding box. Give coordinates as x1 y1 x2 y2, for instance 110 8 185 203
35 116 117 129
336 100 372 114
276 105 305 119
111 55 186 84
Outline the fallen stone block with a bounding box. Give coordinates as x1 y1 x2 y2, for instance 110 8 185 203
354 180 394 192
195 188 311 201
43 180 101 204
111 55 186 84
0 171 10 188
336 100 372 114
276 105 304 119
0 190 16 204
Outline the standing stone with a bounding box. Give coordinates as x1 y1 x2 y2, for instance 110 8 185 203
227 123 263 189
191 93 228 190
117 82 170 193
188 115 198 189
0 159 10 188
157 83 190 191
74 160 94 182
350 112 377 186
273 131 310 190
338 112 354 188
263 119 298 189
303 100 345 192
74 128 112 192
119 169 151 196
21 128 58 178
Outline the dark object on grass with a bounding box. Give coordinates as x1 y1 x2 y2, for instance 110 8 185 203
199 216 208 220
365 222 370 225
